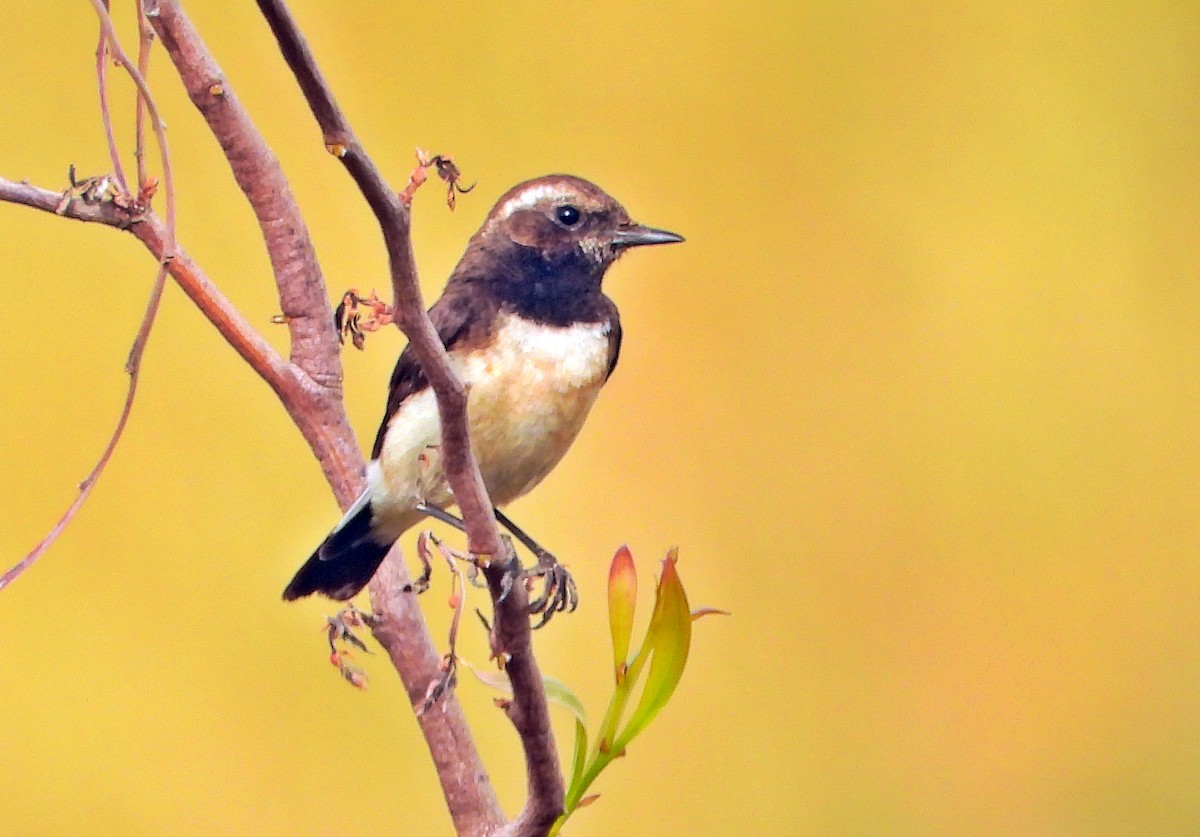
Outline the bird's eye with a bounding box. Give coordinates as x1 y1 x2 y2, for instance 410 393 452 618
554 204 582 227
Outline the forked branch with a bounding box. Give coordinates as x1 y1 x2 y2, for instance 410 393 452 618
255 2 564 833
2 2 566 833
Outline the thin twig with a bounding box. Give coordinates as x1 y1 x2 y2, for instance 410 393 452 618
0 177 131 225
90 0 175 242
0 262 167 592
95 0 129 194
135 1 154 189
0 176 364 505
1 0 181 590
0 177 281 385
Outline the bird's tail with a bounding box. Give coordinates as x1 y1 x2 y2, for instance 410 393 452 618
282 491 392 601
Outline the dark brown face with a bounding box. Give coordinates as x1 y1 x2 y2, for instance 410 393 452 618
483 175 637 269
455 174 684 324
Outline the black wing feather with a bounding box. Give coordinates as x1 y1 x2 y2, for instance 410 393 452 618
370 285 497 459
603 305 623 382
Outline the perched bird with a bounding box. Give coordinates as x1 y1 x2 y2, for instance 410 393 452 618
283 174 683 606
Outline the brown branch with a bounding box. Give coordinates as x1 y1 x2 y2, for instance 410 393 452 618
139 0 365 508
488 561 567 837
140 3 518 833
143 0 342 394
128 211 367 503
0 179 277 381
254 3 564 835
0 177 361 505
253 0 500 557
246 4 514 829
0 176 132 226
368 547 506 835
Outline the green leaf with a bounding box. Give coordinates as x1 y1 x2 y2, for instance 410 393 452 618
615 549 692 751
568 717 589 794
607 544 638 679
543 675 588 728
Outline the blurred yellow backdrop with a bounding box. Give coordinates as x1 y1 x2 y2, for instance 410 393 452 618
3 2 1199 834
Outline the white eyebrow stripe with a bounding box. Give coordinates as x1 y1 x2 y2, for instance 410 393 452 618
495 183 574 220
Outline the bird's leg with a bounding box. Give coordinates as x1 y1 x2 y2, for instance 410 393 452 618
415 501 468 530
493 508 578 628
415 502 578 625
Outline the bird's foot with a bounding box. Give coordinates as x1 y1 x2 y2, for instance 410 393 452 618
523 550 578 629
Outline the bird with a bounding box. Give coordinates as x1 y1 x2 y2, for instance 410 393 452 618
283 174 683 609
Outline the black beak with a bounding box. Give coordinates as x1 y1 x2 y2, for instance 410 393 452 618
612 223 685 249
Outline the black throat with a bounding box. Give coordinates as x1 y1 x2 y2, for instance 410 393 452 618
459 240 614 327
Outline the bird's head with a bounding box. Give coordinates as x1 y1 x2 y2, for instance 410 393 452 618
458 175 682 299
481 174 683 267
450 174 683 322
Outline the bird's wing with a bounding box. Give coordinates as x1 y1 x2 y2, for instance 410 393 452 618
603 302 623 382
370 285 496 459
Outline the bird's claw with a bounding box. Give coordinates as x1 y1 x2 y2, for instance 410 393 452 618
524 552 578 629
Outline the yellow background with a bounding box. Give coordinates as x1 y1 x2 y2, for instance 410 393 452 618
3 3 1199 834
